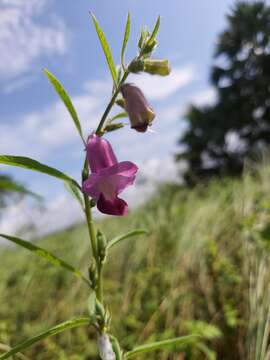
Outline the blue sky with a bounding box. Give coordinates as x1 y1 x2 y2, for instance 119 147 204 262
0 0 249 233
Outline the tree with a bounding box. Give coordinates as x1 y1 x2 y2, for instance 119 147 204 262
176 1 270 184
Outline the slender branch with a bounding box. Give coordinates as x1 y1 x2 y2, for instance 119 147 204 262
82 158 98 258
84 193 98 259
95 71 129 135
97 265 103 303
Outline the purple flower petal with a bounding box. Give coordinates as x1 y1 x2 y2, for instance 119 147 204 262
121 83 155 132
82 161 138 216
97 194 128 216
86 134 117 173
82 135 138 216
82 161 138 199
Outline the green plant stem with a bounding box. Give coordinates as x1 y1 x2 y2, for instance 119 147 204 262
95 70 129 135
82 157 104 304
83 64 131 316
97 264 103 303
84 194 98 258
82 159 98 259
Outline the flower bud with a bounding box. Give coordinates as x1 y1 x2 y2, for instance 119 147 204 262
143 59 171 76
121 83 155 132
115 98 125 109
128 60 144 73
88 262 97 289
138 29 158 55
129 59 171 76
143 38 158 54
97 230 107 263
97 333 116 360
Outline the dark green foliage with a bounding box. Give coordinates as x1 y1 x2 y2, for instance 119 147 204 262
176 2 270 184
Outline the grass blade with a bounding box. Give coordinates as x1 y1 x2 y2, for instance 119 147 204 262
0 234 90 286
121 13 131 69
90 13 118 85
0 155 80 189
107 229 148 249
125 335 199 359
44 69 85 144
0 318 90 360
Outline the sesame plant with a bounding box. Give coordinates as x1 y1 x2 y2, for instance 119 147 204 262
0 13 197 359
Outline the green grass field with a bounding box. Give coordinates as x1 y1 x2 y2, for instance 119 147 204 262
1 163 270 359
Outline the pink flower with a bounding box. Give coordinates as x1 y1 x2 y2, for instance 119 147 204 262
82 135 138 216
121 83 155 132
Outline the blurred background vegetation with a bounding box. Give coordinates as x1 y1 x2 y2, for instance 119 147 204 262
1 1 270 359
1 162 270 359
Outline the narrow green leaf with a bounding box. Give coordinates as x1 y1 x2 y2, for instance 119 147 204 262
64 181 84 209
121 13 131 69
44 69 85 144
0 343 29 360
125 335 199 359
0 234 90 287
107 229 148 249
147 15 161 46
0 155 80 188
0 318 90 360
110 112 128 122
0 179 42 201
110 335 122 360
90 13 118 84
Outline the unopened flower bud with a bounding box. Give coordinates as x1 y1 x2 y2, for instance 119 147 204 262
98 333 116 360
143 59 171 76
95 299 107 328
138 29 158 54
97 230 107 262
115 98 125 109
138 29 147 49
128 60 144 73
121 83 155 133
144 38 158 54
88 262 97 289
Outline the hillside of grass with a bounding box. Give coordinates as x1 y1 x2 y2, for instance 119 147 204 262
1 164 270 359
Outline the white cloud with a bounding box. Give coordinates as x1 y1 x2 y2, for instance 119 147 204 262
2 75 36 94
0 193 84 239
0 0 67 82
190 88 216 106
129 64 195 101
0 80 107 158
